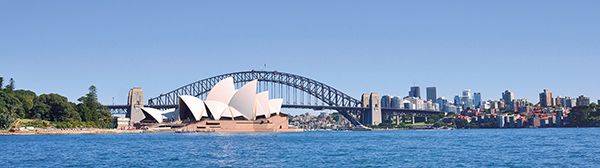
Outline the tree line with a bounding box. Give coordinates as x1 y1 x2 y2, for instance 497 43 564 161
0 77 112 129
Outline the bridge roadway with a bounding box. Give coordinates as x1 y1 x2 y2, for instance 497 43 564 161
105 104 444 116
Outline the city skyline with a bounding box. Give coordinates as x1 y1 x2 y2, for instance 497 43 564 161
1 1 599 104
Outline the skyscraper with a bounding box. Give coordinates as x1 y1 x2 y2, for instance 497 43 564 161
502 90 515 104
461 89 473 108
454 95 461 106
409 86 420 98
502 90 515 111
539 89 554 107
426 87 437 101
381 95 391 108
391 96 401 109
555 96 565 107
473 92 482 108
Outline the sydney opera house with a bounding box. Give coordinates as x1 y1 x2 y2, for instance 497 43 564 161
136 77 295 132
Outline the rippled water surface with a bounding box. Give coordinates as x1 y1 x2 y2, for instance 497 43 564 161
2 128 600 167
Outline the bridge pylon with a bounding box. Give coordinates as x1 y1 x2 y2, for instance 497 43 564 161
361 92 382 126
127 87 145 126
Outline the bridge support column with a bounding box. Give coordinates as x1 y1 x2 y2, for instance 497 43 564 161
127 87 145 126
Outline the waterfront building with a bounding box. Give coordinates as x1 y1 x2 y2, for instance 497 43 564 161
498 101 506 110
497 115 506 128
539 89 554 107
513 99 530 113
402 100 411 109
576 95 590 107
473 92 482 109
137 77 293 132
426 87 437 101
483 101 491 110
409 86 421 98
425 100 437 111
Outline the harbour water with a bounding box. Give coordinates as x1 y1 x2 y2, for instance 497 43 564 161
2 128 600 167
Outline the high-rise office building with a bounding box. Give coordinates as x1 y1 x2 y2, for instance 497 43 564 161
555 96 565 107
502 90 515 111
454 95 461 106
564 97 576 108
461 89 473 108
473 92 482 108
576 95 590 107
381 95 392 108
426 87 437 101
409 86 421 98
502 90 515 104
539 89 554 107
391 96 401 109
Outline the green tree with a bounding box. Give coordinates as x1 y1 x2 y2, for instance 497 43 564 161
77 86 111 128
31 102 50 119
0 76 3 89
13 90 36 118
0 92 24 118
567 104 600 127
0 112 14 129
33 94 80 122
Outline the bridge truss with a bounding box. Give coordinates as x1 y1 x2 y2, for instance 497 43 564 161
107 70 444 127
147 70 364 126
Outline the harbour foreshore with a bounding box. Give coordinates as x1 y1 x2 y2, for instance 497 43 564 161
0 128 156 135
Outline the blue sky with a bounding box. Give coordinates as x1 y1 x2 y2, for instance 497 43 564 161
1 0 599 104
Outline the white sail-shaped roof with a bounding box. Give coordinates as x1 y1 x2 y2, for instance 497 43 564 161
269 99 284 115
141 107 165 123
179 95 207 121
255 91 270 119
205 100 228 120
229 107 245 118
206 77 236 104
228 80 258 120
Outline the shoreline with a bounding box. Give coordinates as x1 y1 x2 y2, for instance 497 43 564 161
0 128 159 136
3 127 596 135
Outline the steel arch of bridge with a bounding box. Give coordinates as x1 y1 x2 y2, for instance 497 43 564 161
148 70 362 109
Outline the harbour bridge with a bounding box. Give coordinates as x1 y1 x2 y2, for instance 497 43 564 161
105 70 444 127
